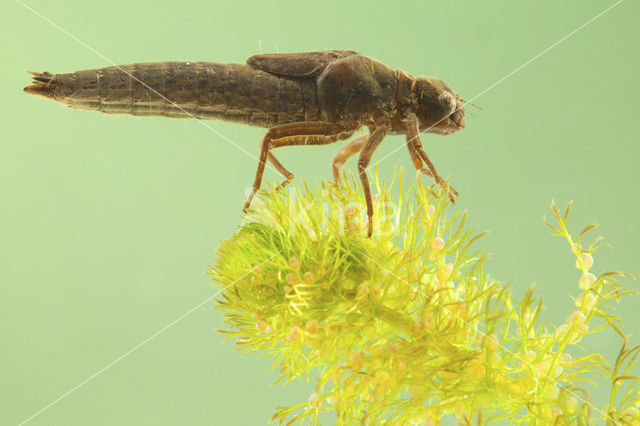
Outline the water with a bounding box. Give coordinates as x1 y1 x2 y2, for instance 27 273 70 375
2 0 638 424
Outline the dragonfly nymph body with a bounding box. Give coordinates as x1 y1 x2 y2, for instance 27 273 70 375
25 50 467 236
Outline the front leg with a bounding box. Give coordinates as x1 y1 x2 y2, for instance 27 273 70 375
405 113 459 203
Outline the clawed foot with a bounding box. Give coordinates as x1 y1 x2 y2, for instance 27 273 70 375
274 175 293 192
417 168 459 204
243 175 293 214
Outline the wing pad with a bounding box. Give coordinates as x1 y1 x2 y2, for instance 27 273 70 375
246 50 360 77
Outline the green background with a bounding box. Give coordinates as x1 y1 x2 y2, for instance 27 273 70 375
2 0 638 424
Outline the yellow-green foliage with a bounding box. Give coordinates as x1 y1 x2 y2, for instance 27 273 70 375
209 169 640 425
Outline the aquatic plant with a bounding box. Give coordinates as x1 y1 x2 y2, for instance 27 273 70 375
209 169 639 425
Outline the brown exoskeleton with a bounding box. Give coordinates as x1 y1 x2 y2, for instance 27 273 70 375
24 50 467 237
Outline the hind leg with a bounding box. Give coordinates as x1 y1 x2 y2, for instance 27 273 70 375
267 153 294 191
243 121 353 212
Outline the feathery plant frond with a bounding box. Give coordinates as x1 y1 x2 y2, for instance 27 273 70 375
208 168 639 425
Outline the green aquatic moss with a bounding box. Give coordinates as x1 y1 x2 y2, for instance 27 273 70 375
208 169 639 425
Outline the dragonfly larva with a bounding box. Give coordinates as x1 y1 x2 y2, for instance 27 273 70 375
24 50 467 236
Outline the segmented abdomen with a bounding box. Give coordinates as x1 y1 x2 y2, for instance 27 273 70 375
26 62 315 127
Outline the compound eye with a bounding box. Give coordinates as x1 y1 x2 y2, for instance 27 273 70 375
440 92 456 114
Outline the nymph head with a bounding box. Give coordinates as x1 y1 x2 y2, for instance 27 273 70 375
413 77 466 135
